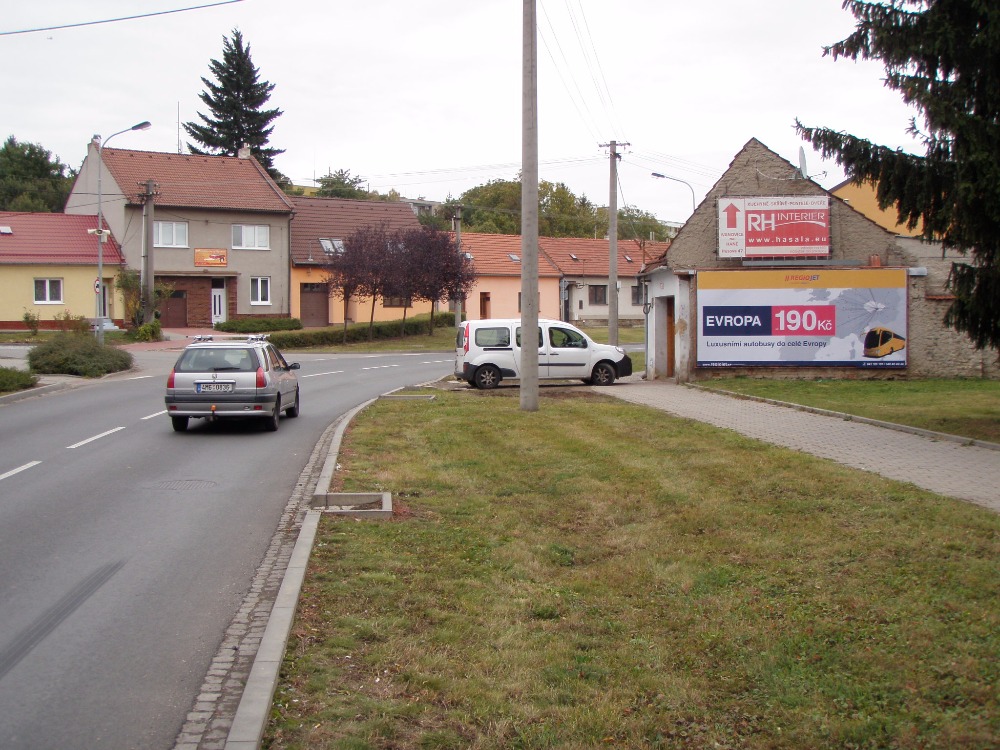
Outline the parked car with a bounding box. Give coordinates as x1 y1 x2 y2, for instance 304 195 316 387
165 335 300 432
455 318 632 389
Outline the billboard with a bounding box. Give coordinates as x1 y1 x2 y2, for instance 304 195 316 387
194 248 228 267
718 196 830 258
697 269 907 368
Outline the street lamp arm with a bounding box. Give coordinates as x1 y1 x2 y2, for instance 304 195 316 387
651 172 697 214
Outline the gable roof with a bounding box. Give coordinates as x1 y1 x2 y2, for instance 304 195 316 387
538 236 656 278
455 233 562 277
101 148 294 213
288 196 422 264
0 212 124 266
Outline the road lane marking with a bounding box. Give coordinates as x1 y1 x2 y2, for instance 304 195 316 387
301 370 344 378
66 427 126 449
0 461 41 481
142 410 166 420
128 375 154 380
361 364 401 371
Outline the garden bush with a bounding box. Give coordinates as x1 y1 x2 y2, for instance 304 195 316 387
132 319 162 342
268 312 456 349
0 366 37 393
214 317 303 333
27 333 134 377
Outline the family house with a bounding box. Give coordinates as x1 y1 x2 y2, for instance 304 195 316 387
642 138 999 381
0 212 126 329
65 145 294 327
288 196 424 327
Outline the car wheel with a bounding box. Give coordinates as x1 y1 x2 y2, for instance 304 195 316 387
171 416 189 432
590 362 616 386
474 365 501 390
264 397 280 432
287 388 300 418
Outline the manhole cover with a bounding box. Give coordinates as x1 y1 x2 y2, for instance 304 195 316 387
151 479 219 491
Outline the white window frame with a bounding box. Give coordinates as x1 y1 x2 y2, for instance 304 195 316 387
154 221 189 248
34 278 63 304
319 237 344 256
250 276 271 305
233 224 270 250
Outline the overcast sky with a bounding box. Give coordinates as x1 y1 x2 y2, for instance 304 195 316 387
2 0 922 225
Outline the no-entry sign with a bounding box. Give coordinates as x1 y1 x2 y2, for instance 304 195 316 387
718 196 830 258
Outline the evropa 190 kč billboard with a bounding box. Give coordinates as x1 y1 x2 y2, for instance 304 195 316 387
696 269 907 368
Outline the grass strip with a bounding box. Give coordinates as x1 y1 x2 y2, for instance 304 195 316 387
267 388 999 749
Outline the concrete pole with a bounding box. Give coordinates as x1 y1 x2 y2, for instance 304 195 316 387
141 180 157 324
520 0 539 412
454 205 463 333
608 141 619 346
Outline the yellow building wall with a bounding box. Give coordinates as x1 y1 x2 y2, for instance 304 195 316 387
289 266 435 326
832 182 924 237
1 265 125 326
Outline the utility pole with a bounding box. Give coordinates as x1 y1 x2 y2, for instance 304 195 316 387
453 205 463 334
520 0 539 412
600 140 628 346
140 179 158 324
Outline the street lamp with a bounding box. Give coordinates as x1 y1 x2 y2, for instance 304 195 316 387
94 120 151 344
651 172 697 215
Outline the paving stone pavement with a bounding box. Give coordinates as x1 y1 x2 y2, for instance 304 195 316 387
608 380 1000 513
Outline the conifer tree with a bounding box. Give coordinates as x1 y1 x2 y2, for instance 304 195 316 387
184 29 285 181
796 1 1000 350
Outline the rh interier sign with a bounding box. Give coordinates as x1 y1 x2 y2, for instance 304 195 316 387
718 196 830 258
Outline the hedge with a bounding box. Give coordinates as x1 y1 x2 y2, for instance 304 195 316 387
268 312 456 349
214 317 304 333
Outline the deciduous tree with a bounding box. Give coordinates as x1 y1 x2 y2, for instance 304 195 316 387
0 136 74 212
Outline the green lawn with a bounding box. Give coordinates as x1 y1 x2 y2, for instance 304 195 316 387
266 388 999 750
698 377 1000 443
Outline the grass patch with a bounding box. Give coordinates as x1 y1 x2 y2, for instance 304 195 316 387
0 366 37 395
266 390 1000 749
699 377 1000 443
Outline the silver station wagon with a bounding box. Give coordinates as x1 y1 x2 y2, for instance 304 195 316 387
165 336 301 432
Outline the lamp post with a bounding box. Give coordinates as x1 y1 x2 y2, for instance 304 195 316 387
94 120 151 344
651 172 697 215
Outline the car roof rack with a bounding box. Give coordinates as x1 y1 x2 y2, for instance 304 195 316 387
246 334 270 342
191 334 214 342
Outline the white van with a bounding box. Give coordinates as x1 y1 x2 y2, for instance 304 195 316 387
455 318 633 389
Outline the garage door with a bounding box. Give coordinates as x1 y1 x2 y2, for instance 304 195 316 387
161 291 187 328
300 285 329 328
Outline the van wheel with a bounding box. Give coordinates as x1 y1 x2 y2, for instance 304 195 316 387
171 416 188 432
590 362 616 386
474 365 501 390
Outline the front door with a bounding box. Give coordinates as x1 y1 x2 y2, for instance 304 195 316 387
211 284 227 326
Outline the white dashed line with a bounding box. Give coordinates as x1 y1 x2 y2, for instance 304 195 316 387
66 427 126 449
0 461 42 481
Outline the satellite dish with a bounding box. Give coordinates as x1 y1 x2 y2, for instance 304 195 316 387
798 147 808 179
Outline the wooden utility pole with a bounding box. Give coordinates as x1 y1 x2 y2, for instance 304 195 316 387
600 140 628 346
520 0 539 412
141 179 158 324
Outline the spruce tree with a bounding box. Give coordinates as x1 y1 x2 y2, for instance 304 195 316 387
796 1 1000 350
184 29 285 181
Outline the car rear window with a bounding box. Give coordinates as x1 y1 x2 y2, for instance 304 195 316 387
475 327 511 347
176 347 258 372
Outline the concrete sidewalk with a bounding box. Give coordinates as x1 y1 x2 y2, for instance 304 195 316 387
608 379 1000 513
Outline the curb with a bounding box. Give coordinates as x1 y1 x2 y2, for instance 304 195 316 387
686 383 1000 452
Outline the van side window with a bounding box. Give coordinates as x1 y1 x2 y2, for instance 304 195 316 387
515 326 543 347
475 327 510 347
549 326 587 349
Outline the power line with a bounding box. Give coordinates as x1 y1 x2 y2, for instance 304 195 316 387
0 0 245 36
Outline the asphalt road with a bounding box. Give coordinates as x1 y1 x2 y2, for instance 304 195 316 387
0 348 452 749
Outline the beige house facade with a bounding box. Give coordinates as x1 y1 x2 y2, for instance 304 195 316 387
643 139 998 381
65 145 294 327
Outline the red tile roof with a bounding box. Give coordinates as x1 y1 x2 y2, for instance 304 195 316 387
0 212 125 266
289 196 422 264
538 236 654 278
455 233 562 277
101 148 294 213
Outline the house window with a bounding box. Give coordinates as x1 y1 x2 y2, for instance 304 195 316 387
319 238 344 255
383 295 411 308
589 285 608 305
631 285 643 306
233 225 270 249
154 221 188 247
34 278 63 304
250 276 271 305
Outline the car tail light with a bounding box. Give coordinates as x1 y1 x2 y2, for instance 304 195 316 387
256 367 267 388
463 324 470 354
167 369 175 388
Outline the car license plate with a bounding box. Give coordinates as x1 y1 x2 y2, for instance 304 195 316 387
197 382 233 393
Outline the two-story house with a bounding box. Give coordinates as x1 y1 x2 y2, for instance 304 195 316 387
65 144 294 328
